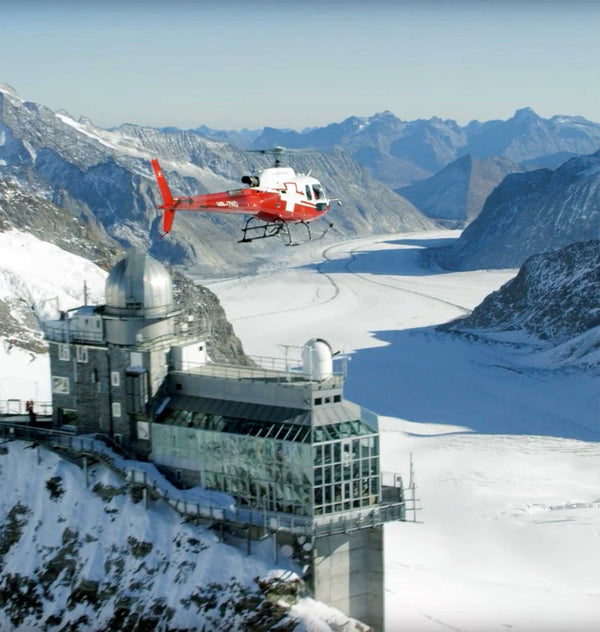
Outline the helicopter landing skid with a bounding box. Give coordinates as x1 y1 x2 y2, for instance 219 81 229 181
238 218 329 246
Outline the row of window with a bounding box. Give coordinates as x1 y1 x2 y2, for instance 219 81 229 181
58 343 88 363
314 394 341 406
313 420 376 443
52 370 121 389
51 376 122 418
160 409 311 443
314 476 380 515
314 435 378 464
56 346 140 390
314 457 378 485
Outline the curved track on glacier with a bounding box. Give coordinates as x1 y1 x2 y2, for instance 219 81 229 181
225 235 470 324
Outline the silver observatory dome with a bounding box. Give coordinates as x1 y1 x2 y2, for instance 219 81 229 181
105 251 174 318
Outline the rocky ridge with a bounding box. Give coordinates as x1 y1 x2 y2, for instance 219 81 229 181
252 107 600 189
397 154 524 226
0 441 364 632
0 181 248 364
428 150 600 270
440 241 600 363
0 84 433 275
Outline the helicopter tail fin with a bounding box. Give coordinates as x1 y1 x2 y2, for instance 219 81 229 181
151 158 177 235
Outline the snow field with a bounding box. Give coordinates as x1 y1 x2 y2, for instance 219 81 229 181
0 230 107 403
205 231 600 631
1 228 598 630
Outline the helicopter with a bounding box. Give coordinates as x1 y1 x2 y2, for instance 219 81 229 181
151 147 339 245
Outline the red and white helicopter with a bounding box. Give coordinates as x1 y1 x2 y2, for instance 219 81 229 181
151 148 339 245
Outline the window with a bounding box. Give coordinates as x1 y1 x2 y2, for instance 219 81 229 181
112 402 121 417
333 394 341 403
76 346 88 363
130 352 143 367
314 397 322 406
313 184 325 200
52 376 69 394
91 368 98 384
58 343 70 361
305 185 313 200
111 371 120 387
61 409 78 423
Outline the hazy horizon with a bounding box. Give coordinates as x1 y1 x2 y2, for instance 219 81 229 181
1 0 599 130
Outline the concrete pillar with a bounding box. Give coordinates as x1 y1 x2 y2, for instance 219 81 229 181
311 526 384 632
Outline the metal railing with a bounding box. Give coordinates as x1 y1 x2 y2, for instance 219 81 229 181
43 320 210 347
0 422 411 537
0 400 53 416
178 354 346 389
43 322 105 344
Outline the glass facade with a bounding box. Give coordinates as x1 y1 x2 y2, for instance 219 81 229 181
152 408 380 518
152 414 313 515
313 420 379 515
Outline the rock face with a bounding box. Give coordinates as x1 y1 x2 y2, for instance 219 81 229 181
429 150 600 270
0 179 120 270
171 270 250 366
0 181 248 364
397 154 523 226
0 442 362 632
441 240 600 346
0 84 433 274
252 107 600 188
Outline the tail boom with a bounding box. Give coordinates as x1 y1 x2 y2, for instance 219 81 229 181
151 158 177 234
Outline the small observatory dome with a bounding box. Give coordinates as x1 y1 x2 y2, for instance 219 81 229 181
105 251 174 318
302 338 333 381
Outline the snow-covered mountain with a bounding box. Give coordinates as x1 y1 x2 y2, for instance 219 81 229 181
440 240 600 366
251 107 600 188
429 149 600 270
0 84 433 274
396 154 524 226
0 220 248 406
0 179 119 269
0 228 248 365
0 441 363 632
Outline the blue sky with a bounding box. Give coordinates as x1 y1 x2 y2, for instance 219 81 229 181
1 1 599 130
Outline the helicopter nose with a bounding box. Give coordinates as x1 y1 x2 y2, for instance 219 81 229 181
316 202 328 212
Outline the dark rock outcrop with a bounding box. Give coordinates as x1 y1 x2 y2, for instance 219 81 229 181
429 150 600 270
441 240 600 346
397 154 523 226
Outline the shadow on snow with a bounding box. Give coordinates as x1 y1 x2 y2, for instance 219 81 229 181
303 238 459 278
344 325 599 442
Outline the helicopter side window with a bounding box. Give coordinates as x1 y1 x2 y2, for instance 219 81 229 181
313 184 325 200
305 185 313 200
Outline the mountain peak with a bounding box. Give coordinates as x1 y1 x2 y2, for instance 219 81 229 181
370 110 396 120
513 107 539 120
0 82 19 96
0 83 22 101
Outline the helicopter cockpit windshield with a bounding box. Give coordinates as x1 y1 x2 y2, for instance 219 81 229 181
312 183 325 200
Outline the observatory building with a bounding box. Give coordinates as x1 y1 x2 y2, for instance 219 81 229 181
44 251 409 632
